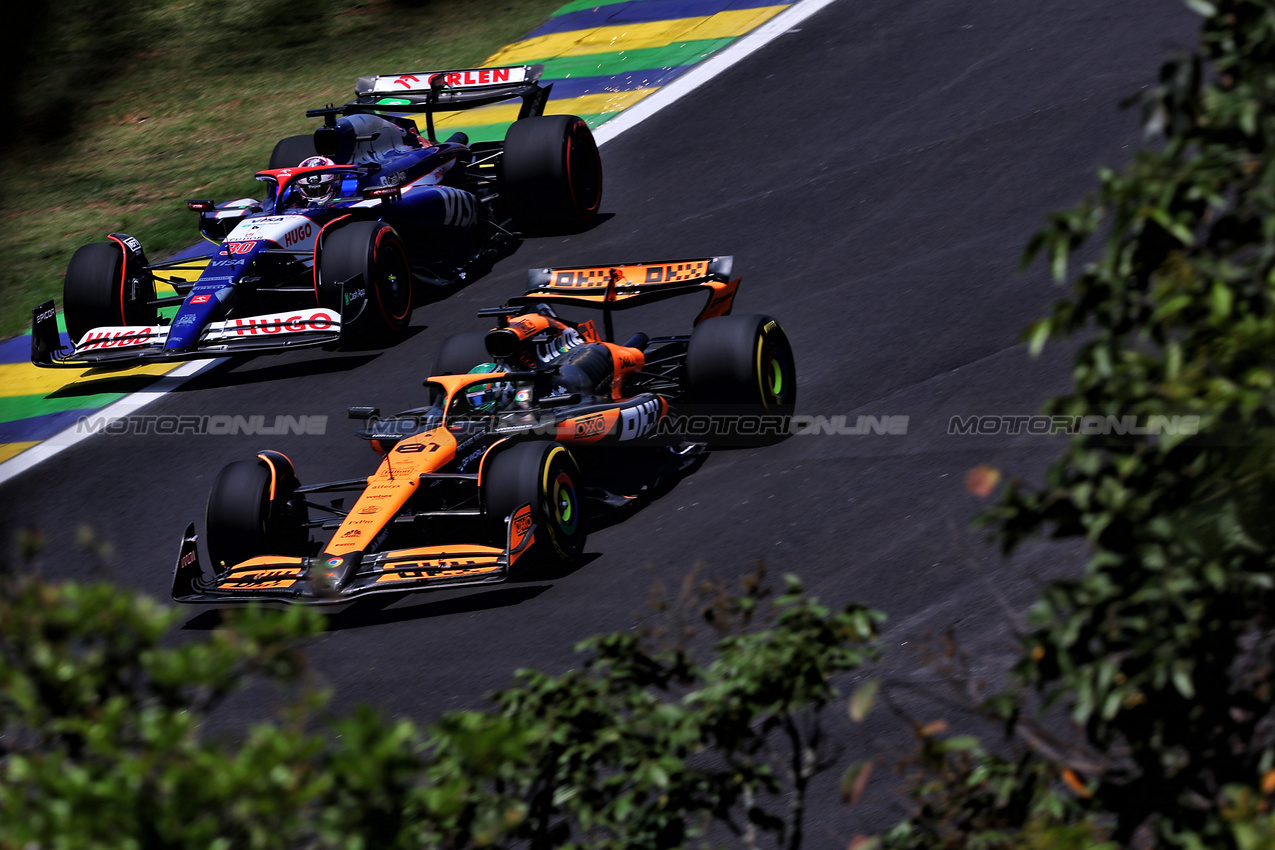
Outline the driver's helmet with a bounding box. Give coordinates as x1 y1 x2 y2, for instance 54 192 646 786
465 363 514 413
297 156 338 205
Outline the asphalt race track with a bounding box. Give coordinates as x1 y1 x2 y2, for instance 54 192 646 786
0 0 1199 841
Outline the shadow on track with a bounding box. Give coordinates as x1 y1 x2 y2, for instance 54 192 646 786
171 347 400 393
582 446 711 533
177 569 592 633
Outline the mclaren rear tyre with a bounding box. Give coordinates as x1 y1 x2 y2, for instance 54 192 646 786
685 313 797 447
268 134 319 169
484 441 586 569
318 221 413 346
63 241 157 343
500 114 602 234
205 456 307 572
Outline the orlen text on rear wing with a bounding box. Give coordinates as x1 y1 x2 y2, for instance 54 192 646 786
319 64 551 142
504 257 739 337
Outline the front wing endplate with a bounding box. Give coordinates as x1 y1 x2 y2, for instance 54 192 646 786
171 505 535 604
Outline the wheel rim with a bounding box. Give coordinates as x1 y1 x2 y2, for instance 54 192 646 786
552 470 578 535
374 234 412 324
757 335 795 408
768 356 785 398
565 125 601 214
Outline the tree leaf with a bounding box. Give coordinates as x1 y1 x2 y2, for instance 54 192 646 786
848 680 879 722
840 760 873 807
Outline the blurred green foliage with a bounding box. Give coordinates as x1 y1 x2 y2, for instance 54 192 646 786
0 565 882 848
880 1 1275 847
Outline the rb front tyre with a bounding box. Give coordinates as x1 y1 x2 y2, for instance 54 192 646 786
269 134 319 169
63 241 157 343
317 221 413 345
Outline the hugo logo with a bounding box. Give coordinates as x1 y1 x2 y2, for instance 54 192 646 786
81 328 155 349
283 222 312 247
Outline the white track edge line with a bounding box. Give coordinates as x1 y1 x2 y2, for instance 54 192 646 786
0 358 220 484
593 0 841 146
0 0 835 486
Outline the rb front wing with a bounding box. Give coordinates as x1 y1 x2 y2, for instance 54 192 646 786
31 302 343 368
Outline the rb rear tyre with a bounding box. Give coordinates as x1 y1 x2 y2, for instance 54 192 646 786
269 135 319 169
500 115 602 234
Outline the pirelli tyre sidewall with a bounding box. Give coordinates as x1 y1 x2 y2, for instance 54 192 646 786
205 455 306 572
268 134 319 170
484 441 586 569
499 114 602 234
63 240 157 343
317 220 412 345
685 313 797 447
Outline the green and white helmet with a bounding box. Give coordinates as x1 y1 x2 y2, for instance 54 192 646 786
465 363 514 412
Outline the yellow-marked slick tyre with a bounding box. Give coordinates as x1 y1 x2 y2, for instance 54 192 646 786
500 115 602 234
483 441 586 568
63 241 157 343
685 313 797 447
431 332 491 376
268 134 319 169
205 456 306 571
318 221 413 345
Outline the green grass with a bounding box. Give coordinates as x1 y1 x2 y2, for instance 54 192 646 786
0 0 566 338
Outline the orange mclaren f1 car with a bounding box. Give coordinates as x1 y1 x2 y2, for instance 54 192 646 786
172 256 795 604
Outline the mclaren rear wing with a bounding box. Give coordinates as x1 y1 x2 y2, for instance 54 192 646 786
502 257 740 333
171 504 535 605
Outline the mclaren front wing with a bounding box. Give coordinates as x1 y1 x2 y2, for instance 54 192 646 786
171 505 535 604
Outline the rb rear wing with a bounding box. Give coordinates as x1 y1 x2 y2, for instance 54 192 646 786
312 65 551 141
504 257 739 332
353 64 546 111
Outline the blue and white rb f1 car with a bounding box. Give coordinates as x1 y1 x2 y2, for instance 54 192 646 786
31 64 603 367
